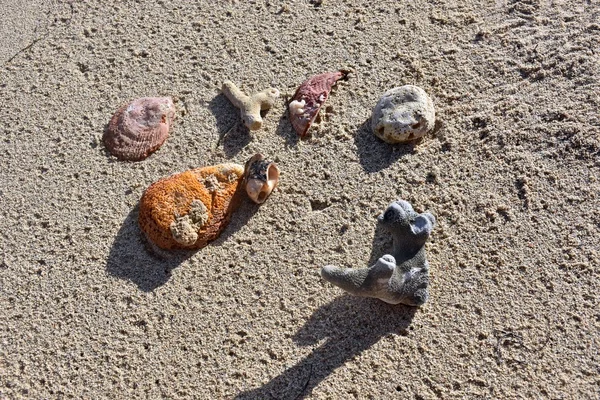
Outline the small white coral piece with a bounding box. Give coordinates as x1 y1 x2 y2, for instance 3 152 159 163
222 81 280 131
169 199 210 246
289 99 306 115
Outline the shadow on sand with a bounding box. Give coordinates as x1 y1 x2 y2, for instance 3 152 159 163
106 201 260 291
367 221 395 268
235 295 416 399
105 206 190 291
353 119 418 173
275 107 300 149
208 93 251 158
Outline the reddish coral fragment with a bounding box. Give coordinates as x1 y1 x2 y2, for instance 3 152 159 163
289 70 348 137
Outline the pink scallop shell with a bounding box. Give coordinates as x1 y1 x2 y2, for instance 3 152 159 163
289 70 348 137
103 97 175 161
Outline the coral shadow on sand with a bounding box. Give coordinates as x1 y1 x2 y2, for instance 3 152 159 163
105 206 192 291
235 296 416 399
353 119 416 173
368 222 395 269
275 106 300 149
106 202 259 291
208 93 251 158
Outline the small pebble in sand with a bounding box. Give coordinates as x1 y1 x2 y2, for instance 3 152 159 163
289 70 349 137
321 199 435 306
222 81 280 131
103 97 176 161
371 85 435 144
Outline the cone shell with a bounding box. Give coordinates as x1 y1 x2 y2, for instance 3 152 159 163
139 163 245 250
104 97 175 161
289 71 348 137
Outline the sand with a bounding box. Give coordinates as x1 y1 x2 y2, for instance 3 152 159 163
1 0 599 398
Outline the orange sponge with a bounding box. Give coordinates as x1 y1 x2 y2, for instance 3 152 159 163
139 163 245 250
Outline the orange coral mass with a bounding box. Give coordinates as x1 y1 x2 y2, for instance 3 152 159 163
139 164 245 250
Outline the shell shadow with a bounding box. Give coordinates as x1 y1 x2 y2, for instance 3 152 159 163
235 295 416 399
105 205 193 292
208 93 251 158
353 119 417 173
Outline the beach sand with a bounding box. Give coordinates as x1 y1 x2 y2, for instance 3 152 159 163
1 0 598 398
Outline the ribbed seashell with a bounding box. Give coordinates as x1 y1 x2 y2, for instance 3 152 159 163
289 70 348 137
244 154 279 204
138 163 245 250
104 97 175 161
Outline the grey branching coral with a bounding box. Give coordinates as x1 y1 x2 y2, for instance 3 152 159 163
321 199 435 306
222 81 280 131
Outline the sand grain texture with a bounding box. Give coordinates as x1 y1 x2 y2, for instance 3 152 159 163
1 0 599 399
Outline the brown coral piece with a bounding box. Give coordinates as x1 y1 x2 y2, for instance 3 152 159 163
289 70 348 137
103 97 175 161
138 163 245 250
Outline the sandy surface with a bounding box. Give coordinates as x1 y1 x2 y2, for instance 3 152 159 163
1 0 599 398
